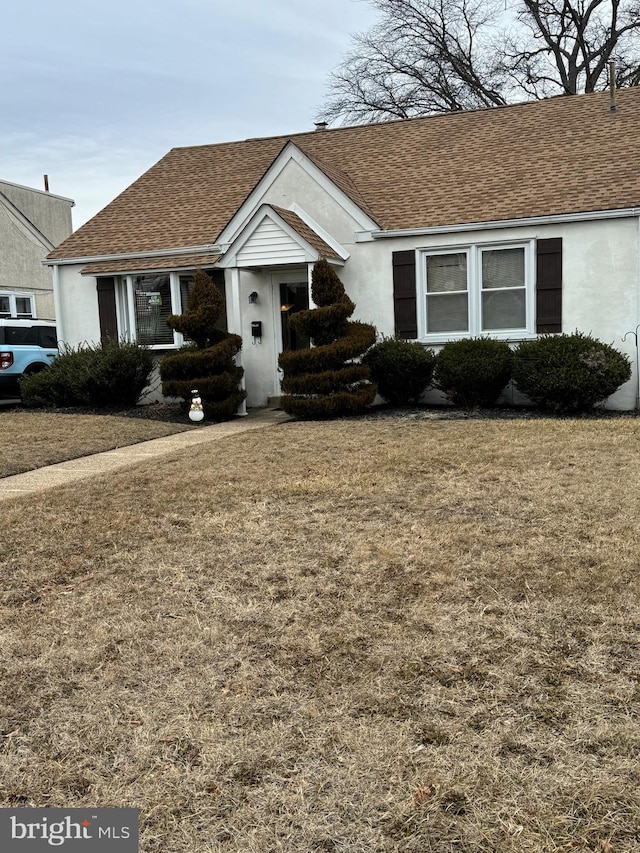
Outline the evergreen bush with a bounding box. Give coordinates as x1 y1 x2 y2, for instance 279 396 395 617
278 259 377 418
160 270 245 419
433 338 513 408
362 337 435 406
20 339 154 408
512 332 631 413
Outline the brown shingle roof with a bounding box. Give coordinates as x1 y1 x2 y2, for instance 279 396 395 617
50 89 640 261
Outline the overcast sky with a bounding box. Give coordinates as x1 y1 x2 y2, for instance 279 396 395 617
1 0 378 229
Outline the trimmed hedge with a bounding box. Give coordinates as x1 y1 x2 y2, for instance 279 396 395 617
278 260 376 419
160 270 245 419
363 337 435 406
513 332 631 413
433 338 513 408
20 339 154 408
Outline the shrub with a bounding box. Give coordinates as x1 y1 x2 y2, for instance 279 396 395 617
433 338 513 408
160 270 245 420
278 260 377 419
512 332 631 414
362 337 435 406
20 340 154 408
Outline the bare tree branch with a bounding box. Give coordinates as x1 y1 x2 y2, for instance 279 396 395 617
319 0 640 124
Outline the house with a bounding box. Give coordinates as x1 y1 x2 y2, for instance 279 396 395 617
47 88 640 410
1 179 73 322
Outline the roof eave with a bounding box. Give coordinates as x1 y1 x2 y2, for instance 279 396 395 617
364 206 640 240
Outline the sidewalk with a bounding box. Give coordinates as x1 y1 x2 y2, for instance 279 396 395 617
0 408 290 502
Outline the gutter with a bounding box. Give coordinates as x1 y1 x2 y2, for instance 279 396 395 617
46 243 222 266
363 207 640 241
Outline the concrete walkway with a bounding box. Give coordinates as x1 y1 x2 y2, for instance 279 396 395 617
0 408 290 502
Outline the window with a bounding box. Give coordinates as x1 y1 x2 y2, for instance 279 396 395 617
133 274 174 346
0 292 35 319
481 247 526 330
115 269 226 348
420 243 533 340
425 252 468 334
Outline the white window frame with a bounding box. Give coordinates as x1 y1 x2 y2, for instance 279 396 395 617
117 272 188 349
417 240 536 342
0 291 36 319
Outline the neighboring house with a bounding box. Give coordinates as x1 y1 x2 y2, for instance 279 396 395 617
47 88 640 410
1 180 73 322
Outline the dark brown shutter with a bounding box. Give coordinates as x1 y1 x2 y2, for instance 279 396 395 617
392 250 417 339
536 238 562 333
205 268 227 332
96 277 118 343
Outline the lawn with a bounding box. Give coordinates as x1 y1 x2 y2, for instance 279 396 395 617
0 408 193 478
1 415 639 852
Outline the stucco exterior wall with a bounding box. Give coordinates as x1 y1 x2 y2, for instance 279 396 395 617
0 202 56 319
56 264 102 347
55 210 640 411
260 160 364 248
341 217 639 410
0 181 73 247
0 180 74 322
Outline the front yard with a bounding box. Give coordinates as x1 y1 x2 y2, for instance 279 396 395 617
1 415 639 851
0 406 193 478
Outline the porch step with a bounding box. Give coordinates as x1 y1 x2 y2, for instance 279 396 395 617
266 396 283 409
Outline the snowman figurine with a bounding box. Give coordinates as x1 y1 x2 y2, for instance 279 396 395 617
189 389 204 423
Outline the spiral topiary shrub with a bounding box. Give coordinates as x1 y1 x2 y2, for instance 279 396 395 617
433 337 513 408
278 259 377 418
512 332 631 414
362 337 435 406
20 339 154 408
160 270 245 419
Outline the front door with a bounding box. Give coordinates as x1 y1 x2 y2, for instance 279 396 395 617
279 281 310 352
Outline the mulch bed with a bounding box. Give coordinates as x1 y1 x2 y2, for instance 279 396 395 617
4 400 638 425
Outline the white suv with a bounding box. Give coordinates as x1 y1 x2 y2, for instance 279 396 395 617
0 319 58 397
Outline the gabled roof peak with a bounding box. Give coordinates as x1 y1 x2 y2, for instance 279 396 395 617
49 88 640 262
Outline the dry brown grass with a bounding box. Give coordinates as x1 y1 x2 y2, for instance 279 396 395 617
0 410 192 478
1 416 640 852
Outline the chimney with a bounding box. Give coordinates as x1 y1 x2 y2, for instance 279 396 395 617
44 174 49 192
609 61 617 112
314 121 328 132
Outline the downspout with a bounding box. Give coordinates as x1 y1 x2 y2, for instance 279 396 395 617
228 268 247 415
637 213 640 410
51 263 65 348
621 217 640 410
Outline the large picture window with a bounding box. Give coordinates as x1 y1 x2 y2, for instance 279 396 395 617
133 274 173 345
114 269 226 348
421 243 532 340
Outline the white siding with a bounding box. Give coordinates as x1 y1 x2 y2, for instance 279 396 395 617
236 218 307 267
